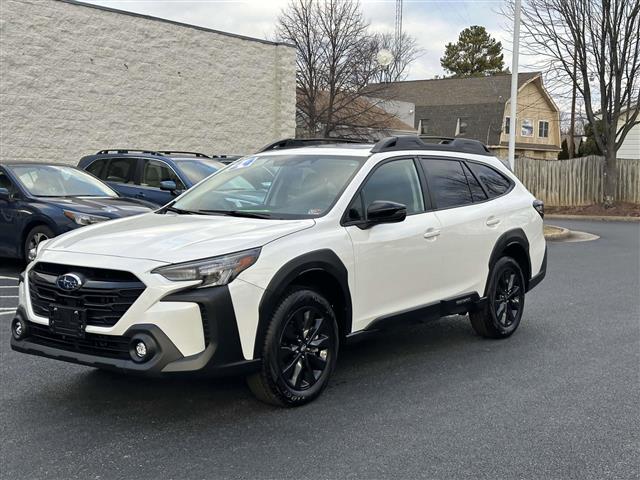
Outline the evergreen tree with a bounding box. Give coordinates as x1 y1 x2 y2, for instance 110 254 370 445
440 26 505 77
558 139 569 159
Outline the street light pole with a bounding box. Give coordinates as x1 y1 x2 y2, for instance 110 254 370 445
508 0 521 170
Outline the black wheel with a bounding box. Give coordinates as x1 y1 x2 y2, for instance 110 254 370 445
470 257 525 339
247 288 339 407
24 225 54 262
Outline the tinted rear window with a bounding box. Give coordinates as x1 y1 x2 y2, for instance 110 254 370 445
467 162 512 197
421 159 473 209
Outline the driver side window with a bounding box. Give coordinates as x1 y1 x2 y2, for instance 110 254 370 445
349 159 425 220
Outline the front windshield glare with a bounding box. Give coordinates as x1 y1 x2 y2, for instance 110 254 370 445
172 154 365 219
10 165 117 197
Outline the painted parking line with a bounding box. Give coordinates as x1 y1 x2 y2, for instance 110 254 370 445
0 311 17 316
0 275 19 280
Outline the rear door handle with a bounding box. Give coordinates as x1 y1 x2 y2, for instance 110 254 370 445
424 228 441 239
486 216 501 227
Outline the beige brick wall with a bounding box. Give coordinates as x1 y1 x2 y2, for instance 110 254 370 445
0 0 296 164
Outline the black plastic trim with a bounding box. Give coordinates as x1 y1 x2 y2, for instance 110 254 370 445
256 249 352 357
364 292 482 331
527 247 547 292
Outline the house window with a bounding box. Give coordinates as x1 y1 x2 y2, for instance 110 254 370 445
521 119 534 137
538 120 550 138
455 118 468 136
419 119 429 135
504 117 511 134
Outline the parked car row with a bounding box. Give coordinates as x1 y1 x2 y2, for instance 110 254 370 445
0 149 235 261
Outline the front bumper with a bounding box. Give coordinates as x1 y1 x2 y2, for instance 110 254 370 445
11 282 260 377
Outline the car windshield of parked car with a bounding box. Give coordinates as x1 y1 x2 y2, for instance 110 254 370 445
176 159 225 184
171 154 365 219
9 165 117 197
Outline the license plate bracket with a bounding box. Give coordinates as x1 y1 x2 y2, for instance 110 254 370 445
49 305 87 338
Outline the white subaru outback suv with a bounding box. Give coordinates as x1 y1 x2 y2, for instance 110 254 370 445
12 136 546 406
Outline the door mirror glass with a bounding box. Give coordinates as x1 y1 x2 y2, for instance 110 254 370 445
0 187 10 201
160 180 177 192
366 200 407 226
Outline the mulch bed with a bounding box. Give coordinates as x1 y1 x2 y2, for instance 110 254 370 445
546 202 640 217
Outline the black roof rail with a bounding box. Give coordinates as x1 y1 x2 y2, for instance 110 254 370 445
96 149 163 156
258 137 369 153
158 151 211 158
371 135 492 156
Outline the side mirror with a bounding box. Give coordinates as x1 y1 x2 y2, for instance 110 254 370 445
0 187 10 201
365 200 407 227
160 180 177 192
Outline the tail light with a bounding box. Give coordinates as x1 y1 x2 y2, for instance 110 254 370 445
533 199 544 219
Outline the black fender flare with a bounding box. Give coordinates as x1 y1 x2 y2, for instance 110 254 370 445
254 249 352 358
486 228 531 293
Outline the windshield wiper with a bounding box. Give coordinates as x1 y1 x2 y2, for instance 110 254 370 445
197 209 272 219
162 205 203 215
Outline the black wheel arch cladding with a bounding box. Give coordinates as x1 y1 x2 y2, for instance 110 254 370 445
255 249 352 358
487 228 531 294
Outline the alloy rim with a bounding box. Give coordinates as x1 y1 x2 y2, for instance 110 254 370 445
494 267 523 328
277 306 332 391
28 232 49 251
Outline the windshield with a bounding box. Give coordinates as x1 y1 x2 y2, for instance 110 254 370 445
176 159 225 183
9 165 117 197
172 154 366 219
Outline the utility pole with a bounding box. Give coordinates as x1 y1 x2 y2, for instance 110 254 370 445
569 52 577 158
508 0 521 170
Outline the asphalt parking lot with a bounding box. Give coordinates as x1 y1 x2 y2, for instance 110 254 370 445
0 219 638 480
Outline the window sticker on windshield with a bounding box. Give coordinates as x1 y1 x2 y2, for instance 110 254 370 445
308 208 323 215
231 156 257 169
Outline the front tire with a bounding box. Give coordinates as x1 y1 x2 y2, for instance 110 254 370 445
247 288 339 407
470 257 525 339
24 225 54 263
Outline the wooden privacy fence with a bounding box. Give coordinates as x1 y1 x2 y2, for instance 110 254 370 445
514 155 640 206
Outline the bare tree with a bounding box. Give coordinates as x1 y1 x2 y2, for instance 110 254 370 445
277 0 417 138
507 0 640 205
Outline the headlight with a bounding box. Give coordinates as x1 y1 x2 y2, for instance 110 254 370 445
151 248 261 287
63 210 109 226
28 247 37 262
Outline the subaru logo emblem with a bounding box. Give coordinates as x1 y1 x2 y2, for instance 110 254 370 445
56 273 83 291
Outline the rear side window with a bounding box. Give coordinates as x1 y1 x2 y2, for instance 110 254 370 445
421 159 473 209
462 163 488 202
104 158 137 184
85 159 108 179
467 162 512 197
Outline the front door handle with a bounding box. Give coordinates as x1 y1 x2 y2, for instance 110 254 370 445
135 193 146 199
424 228 441 239
486 216 501 227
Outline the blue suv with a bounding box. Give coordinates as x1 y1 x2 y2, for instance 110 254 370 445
78 150 226 205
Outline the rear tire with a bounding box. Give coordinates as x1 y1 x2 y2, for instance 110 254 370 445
23 225 54 262
470 256 525 339
247 288 339 407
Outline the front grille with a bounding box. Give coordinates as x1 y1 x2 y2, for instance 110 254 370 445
29 262 145 327
26 321 131 360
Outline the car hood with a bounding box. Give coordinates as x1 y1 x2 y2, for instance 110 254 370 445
39 196 154 217
44 212 315 263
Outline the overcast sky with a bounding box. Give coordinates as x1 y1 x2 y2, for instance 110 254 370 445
85 0 517 80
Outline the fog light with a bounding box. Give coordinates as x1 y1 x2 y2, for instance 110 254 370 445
12 317 28 340
28 247 37 262
129 334 156 363
135 341 147 358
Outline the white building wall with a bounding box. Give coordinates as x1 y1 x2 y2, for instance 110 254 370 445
0 0 296 164
617 116 640 160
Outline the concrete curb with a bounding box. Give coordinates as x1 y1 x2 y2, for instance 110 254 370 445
544 225 571 241
546 214 640 223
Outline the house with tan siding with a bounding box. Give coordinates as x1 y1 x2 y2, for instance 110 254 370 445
374 72 562 160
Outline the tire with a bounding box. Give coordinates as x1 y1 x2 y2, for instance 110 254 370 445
470 256 525 339
247 288 339 407
23 225 54 263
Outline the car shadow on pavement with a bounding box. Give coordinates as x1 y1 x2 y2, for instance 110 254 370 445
30 314 490 420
